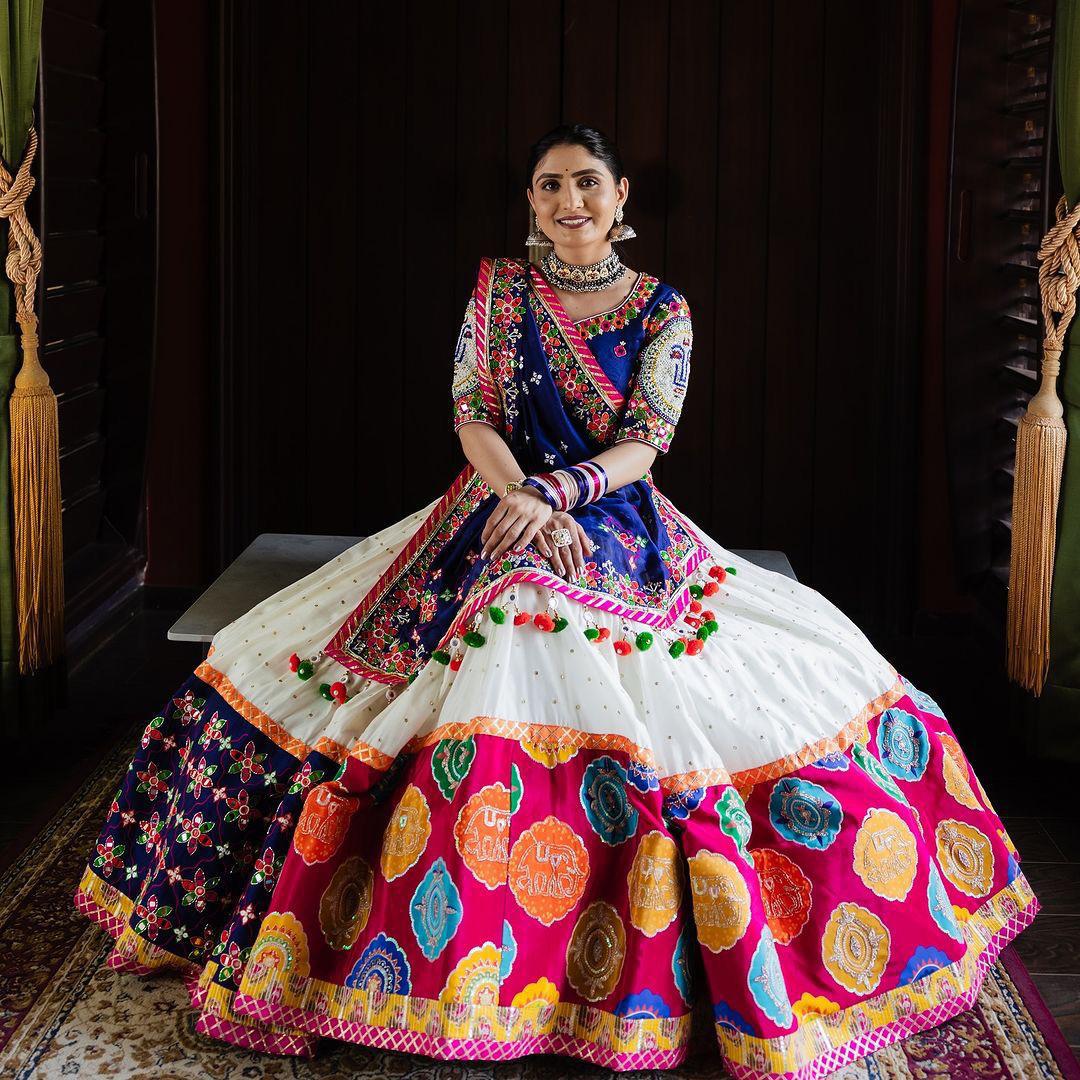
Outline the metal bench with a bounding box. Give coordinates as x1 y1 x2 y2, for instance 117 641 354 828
168 532 797 653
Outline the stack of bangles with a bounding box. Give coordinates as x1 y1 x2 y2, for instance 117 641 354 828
520 461 609 511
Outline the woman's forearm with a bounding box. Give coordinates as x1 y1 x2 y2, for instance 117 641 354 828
456 421 527 495
589 439 658 494
457 421 658 500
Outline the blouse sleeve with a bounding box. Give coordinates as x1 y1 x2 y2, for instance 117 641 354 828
613 290 692 455
451 289 496 432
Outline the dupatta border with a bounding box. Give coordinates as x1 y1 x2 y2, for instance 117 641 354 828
528 263 626 414
472 255 505 428
322 463 486 683
323 463 714 686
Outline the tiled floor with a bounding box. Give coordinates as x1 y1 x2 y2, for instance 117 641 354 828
2 601 1077 1064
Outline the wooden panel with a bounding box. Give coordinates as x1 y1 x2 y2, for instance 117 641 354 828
206 0 927 641
42 7 104 76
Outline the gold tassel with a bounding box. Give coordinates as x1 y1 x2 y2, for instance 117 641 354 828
2 125 59 674
1005 193 1073 694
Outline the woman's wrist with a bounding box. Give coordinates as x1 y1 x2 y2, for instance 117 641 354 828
521 461 609 512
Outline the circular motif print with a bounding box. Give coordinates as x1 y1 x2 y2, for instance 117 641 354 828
454 782 511 889
319 854 374 951
441 942 501 1006
580 755 639 845
509 815 590 925
935 818 995 898
244 911 310 990
346 931 411 995
614 989 671 1019
381 783 432 882
900 675 946 717
565 899 627 1001
751 847 812 945
821 901 891 994
627 830 683 937
875 709 930 782
687 849 752 952
430 736 476 801
716 787 754 866
768 777 843 850
747 925 793 1027
851 741 907 803
938 732 981 810
292 782 360 866
851 807 918 902
926 862 964 941
409 856 463 960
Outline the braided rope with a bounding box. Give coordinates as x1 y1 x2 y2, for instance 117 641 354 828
0 123 42 367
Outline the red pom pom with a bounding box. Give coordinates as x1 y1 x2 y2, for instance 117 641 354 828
534 612 555 632
513 612 531 626
702 581 719 596
714 567 727 584
678 636 690 646
613 640 632 655
690 599 703 613
288 652 300 672
686 638 704 655
450 655 463 671
701 608 716 622
330 681 347 702
597 626 611 641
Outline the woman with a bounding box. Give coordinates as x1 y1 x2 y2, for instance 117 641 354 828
75 124 1040 1079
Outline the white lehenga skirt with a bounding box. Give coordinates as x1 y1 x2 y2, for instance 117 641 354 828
77 491 1040 1079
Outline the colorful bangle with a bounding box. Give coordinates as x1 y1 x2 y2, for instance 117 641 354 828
522 462 609 512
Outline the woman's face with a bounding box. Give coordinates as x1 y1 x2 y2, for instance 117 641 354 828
527 143 629 252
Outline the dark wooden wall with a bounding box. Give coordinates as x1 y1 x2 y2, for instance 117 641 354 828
206 0 926 641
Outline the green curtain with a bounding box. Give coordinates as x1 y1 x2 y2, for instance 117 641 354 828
1041 0 1080 757
0 0 43 720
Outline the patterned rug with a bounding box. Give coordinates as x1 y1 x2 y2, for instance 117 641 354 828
1 723 1077 1079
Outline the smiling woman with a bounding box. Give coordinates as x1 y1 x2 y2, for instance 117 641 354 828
75 123 1041 1080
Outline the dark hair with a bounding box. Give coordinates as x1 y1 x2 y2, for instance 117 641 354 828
525 124 625 189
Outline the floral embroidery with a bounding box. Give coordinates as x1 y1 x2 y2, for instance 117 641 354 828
574 273 659 339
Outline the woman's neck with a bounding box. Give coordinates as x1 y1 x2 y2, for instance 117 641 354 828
550 240 614 265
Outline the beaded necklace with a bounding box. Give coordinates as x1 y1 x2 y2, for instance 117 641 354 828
541 247 625 292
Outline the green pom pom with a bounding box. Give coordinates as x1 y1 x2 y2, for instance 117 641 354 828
584 627 600 640
432 649 451 665
696 626 711 640
688 583 704 599
408 671 418 683
297 660 314 680
552 616 569 632
464 630 486 647
706 619 719 633
488 604 506 623
725 566 737 575
669 640 685 658
635 631 654 650
318 682 333 701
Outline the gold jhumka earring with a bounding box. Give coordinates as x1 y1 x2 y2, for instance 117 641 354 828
526 208 550 247
608 202 636 242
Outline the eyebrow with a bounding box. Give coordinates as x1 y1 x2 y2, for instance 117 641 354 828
536 168 600 180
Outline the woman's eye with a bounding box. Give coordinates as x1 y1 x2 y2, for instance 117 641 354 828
580 178 598 187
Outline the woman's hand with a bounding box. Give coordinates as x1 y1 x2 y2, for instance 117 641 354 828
481 488 552 563
533 511 594 580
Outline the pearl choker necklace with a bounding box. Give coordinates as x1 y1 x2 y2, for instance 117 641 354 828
541 248 625 292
